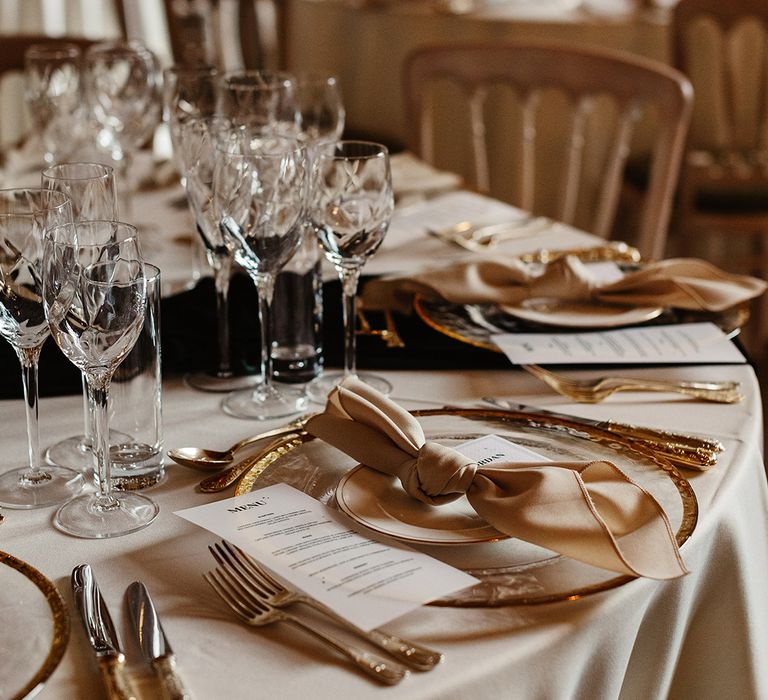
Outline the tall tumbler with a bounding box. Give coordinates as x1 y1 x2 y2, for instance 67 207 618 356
109 264 164 490
270 229 324 383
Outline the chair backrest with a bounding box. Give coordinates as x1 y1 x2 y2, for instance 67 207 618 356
403 42 693 260
671 0 768 156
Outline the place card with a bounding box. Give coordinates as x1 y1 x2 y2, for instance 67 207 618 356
175 484 479 631
492 321 746 365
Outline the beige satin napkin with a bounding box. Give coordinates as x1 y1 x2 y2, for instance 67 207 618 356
362 255 767 314
306 377 688 580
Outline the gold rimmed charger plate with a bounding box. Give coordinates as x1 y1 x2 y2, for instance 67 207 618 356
414 295 750 353
235 408 698 607
0 551 69 699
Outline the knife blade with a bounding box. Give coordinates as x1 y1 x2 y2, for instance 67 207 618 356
71 564 138 700
126 581 191 700
480 398 722 469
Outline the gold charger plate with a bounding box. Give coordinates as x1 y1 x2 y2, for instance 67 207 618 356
414 295 750 354
235 408 698 607
500 298 663 328
0 551 69 699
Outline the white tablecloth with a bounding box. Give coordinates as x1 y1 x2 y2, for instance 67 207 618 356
0 364 766 699
0 178 766 699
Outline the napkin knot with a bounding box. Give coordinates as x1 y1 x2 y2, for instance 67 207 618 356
409 441 477 505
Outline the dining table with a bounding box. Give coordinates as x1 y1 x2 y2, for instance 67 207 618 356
1 155 767 700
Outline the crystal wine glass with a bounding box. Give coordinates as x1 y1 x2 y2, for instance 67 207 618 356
215 131 309 419
306 141 395 402
43 220 157 538
0 188 84 508
24 43 85 165
83 41 162 216
40 162 119 471
162 64 219 168
177 116 258 392
218 70 300 132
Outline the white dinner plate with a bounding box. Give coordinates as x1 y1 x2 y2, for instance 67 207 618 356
335 466 506 545
499 298 664 328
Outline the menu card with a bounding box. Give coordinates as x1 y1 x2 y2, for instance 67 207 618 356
492 322 746 365
176 484 479 631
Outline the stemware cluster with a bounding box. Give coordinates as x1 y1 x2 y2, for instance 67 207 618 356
170 68 393 419
0 167 157 538
23 40 162 211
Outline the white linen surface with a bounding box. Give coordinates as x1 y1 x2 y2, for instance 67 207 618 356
0 365 765 699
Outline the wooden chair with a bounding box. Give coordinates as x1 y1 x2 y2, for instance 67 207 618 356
671 1 768 261
671 0 768 355
402 41 693 261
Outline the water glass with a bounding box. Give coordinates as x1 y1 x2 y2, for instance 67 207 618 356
110 264 164 490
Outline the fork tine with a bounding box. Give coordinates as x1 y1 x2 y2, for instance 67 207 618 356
211 542 278 597
225 542 284 594
204 571 252 621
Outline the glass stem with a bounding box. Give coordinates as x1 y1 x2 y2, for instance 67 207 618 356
212 253 233 378
17 346 45 480
339 267 361 378
254 273 276 391
86 372 118 508
81 373 93 446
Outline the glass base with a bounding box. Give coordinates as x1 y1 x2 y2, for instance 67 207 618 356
222 383 309 420
45 435 94 471
0 467 84 509
45 430 136 471
54 491 159 538
306 372 393 404
184 371 261 393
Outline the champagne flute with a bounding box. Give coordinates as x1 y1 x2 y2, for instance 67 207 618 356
0 188 84 508
162 64 219 167
24 43 85 165
177 116 258 392
83 41 162 216
215 131 309 419
41 162 119 471
44 220 157 538
306 142 395 402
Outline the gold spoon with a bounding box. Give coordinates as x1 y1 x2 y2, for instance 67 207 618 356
168 415 312 471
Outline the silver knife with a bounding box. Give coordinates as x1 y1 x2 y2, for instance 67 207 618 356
481 398 723 469
126 581 191 700
71 564 139 700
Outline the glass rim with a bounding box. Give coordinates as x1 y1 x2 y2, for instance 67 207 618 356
163 63 218 77
220 69 295 90
317 140 389 160
41 162 115 181
214 131 305 157
24 43 82 60
45 219 139 246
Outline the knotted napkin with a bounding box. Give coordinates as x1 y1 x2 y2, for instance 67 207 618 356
362 255 767 314
306 377 688 580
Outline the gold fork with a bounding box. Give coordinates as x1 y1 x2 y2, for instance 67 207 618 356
204 567 408 685
209 541 442 671
522 364 744 404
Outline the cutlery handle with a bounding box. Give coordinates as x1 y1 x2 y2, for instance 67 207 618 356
605 421 724 453
365 628 444 671
283 615 408 685
613 381 743 403
625 438 718 470
97 654 139 700
298 596 442 671
153 656 192 700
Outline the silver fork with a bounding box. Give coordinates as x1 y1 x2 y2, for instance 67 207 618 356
204 567 408 685
210 541 443 671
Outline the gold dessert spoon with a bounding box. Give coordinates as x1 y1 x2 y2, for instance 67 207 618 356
168 415 312 470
